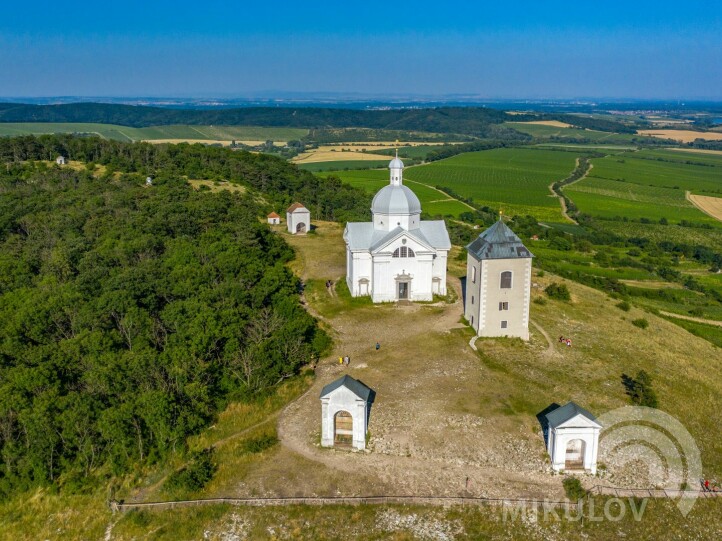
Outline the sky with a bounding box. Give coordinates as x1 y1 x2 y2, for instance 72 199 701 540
1 1 721 99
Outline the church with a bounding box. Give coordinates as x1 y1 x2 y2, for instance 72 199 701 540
343 154 450 302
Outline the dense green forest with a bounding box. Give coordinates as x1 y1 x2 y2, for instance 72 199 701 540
0 134 372 223
0 136 377 497
0 102 635 136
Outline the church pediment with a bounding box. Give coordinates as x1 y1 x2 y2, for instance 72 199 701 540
370 228 434 255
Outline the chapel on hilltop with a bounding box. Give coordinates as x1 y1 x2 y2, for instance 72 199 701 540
343 154 450 302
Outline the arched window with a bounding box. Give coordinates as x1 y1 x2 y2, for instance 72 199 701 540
500 271 512 289
392 246 415 258
471 266 477 283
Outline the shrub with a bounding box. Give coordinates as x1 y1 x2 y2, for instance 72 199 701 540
622 370 659 408
536 270 545 277
545 282 571 301
242 434 278 454
632 318 649 329
616 301 631 312
563 477 586 501
533 297 547 305
164 448 217 494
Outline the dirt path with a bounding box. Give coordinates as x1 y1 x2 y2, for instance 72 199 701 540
659 310 722 328
687 191 722 223
404 179 476 212
548 158 594 224
529 319 558 357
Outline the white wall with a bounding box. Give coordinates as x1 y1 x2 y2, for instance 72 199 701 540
548 426 600 475
320 387 368 450
287 209 311 234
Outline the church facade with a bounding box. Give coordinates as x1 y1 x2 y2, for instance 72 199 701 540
344 155 450 303
464 219 533 339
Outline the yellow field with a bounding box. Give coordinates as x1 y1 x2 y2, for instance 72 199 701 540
292 149 391 164
516 120 574 128
668 148 722 156
688 193 722 222
637 129 722 142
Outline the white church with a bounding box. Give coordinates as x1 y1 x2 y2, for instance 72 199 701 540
343 154 451 302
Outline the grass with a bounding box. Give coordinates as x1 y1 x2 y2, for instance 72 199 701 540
320 147 579 221
506 122 641 143
0 123 307 142
566 150 722 225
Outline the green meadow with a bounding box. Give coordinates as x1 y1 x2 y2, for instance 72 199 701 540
506 122 642 143
0 122 308 142
567 149 722 225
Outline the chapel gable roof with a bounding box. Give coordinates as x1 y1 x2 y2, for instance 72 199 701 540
267 212 280 218
466 219 533 261
320 375 373 401
545 401 601 429
287 202 308 213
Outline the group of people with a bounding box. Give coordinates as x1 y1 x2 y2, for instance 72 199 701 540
558 336 573 347
325 280 333 289
338 355 350 366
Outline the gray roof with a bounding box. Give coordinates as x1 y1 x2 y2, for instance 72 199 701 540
466 220 533 261
389 156 404 169
371 184 422 215
345 221 450 252
545 402 600 428
320 375 372 401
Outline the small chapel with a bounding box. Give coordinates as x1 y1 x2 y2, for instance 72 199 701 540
343 154 451 302
464 218 533 339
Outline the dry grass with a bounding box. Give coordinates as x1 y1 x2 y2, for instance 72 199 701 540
688 194 722 222
619 279 685 289
145 139 285 146
292 149 392 164
186 179 246 194
517 120 574 128
637 129 722 142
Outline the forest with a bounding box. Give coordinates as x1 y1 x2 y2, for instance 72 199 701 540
0 102 634 136
0 136 372 497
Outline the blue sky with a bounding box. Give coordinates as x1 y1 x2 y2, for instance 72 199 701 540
2 1 721 98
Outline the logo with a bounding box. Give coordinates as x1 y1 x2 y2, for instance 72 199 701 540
597 406 702 517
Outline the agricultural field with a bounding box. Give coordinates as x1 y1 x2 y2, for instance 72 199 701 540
637 129 722 142
506 122 641 143
0 122 307 143
566 149 722 225
298 160 389 172
322 148 580 221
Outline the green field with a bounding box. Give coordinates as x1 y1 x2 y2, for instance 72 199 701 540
322 148 579 220
297 160 389 172
0 122 308 142
567 149 722 224
506 122 642 143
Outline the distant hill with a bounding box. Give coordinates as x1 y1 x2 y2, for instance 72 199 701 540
0 102 635 136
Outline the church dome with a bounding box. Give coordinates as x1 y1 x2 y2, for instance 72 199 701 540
371 184 421 215
389 156 404 169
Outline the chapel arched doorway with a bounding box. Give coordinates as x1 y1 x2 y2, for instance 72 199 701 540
565 439 586 470
296 222 307 234
334 410 353 446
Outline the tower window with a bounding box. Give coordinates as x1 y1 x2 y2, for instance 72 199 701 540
392 246 415 258
499 302 509 311
471 296 475 305
471 266 477 283
501 320 508 329
500 271 512 289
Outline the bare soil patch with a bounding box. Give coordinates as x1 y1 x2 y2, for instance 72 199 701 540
518 120 574 128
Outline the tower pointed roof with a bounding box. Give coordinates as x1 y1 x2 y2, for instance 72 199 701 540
466 219 534 260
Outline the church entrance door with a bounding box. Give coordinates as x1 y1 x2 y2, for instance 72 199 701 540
398 281 409 300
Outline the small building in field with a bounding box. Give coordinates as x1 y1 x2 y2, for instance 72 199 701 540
545 402 601 474
146 176 153 186
464 219 533 339
320 375 373 451
56 156 66 165
287 202 310 234
267 212 281 225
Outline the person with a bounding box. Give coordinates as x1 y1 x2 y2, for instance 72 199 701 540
338 356 343 365
343 356 350 366
567 339 572 347
705 479 710 491
559 336 564 343
375 342 380 351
